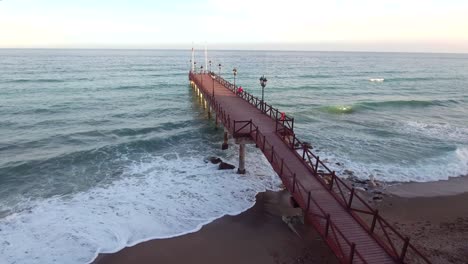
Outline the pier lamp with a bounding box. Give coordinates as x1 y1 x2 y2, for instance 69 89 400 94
259 75 267 112
233 68 237 87
218 63 222 76
200 66 204 86
209 60 212 73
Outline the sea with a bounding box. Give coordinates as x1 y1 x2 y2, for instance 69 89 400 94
0 49 467 263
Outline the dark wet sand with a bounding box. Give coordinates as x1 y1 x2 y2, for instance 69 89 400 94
94 190 338 264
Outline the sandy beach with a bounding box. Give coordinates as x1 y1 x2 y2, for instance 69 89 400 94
95 177 468 264
94 190 337 264
377 176 468 264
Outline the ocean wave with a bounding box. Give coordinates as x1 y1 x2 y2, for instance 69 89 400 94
298 74 334 79
384 76 450 82
0 149 281 264
319 99 458 115
402 121 468 142
292 85 339 91
318 146 468 182
0 120 197 170
360 99 460 109
2 78 66 84
321 105 355 114
369 78 384 82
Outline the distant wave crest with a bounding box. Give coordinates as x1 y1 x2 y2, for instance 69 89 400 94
321 99 458 114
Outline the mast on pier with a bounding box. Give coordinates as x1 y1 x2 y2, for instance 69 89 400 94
205 44 208 74
191 44 195 72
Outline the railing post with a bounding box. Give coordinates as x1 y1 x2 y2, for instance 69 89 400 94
262 135 266 151
291 134 296 149
280 159 284 176
270 146 274 162
255 127 259 142
292 173 296 193
370 210 379 233
400 237 410 262
291 118 294 131
302 145 306 160
306 191 311 211
250 119 252 133
329 171 335 190
315 156 320 174
349 243 356 264
347 188 355 209
233 121 236 135
325 214 331 237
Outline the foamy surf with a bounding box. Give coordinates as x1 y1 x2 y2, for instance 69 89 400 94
369 78 384 82
319 146 468 183
0 146 281 264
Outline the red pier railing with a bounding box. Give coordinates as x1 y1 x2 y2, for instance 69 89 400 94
189 71 431 264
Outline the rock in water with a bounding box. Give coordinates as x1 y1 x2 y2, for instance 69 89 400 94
207 157 222 164
218 162 235 170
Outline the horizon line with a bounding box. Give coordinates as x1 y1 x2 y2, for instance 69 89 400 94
1 47 467 55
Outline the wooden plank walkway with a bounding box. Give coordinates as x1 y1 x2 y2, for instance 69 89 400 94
189 72 430 264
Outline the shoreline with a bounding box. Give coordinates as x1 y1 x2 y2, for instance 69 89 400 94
93 190 337 264
93 177 468 264
87 199 260 264
385 175 468 197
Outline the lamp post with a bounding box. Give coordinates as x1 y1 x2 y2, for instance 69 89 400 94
233 68 237 88
200 66 204 87
194 62 197 73
218 63 222 76
209 60 212 73
259 75 267 112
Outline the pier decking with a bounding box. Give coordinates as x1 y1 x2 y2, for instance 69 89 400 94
189 71 430 264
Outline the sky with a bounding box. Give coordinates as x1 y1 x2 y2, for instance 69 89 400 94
1 0 467 53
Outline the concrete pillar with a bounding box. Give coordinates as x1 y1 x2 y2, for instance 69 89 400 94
222 131 229 150
237 143 246 174
208 106 211 119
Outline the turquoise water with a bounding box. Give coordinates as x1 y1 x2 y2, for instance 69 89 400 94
0 49 467 263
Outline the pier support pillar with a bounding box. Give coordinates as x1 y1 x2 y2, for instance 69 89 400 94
222 131 229 150
208 106 211 119
237 143 246 174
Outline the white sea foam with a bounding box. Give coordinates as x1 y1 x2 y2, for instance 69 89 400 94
320 146 468 182
0 146 281 264
369 78 384 82
403 121 468 142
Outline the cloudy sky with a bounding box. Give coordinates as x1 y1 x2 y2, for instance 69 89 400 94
1 0 467 52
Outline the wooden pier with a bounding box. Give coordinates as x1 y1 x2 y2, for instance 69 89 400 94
189 71 431 264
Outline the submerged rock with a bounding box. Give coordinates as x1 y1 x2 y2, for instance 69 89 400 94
218 162 235 170
204 156 223 164
209 157 223 164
